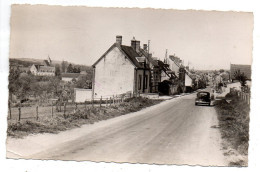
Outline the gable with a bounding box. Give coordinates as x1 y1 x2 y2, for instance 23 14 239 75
93 43 142 68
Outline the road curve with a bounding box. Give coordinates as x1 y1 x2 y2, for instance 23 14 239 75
7 93 227 166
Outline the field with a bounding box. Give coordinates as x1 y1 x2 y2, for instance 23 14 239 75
7 97 163 138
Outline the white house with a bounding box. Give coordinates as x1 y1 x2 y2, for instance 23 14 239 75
30 58 55 76
92 36 150 99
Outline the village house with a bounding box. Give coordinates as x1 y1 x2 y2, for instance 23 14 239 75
92 36 150 99
167 55 193 93
30 58 55 76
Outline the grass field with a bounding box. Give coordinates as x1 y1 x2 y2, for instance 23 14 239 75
7 97 163 138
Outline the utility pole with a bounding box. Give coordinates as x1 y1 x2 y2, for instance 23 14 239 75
165 49 168 64
143 40 150 93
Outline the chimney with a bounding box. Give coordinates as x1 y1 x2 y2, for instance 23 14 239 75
116 35 122 45
131 37 140 53
143 44 148 52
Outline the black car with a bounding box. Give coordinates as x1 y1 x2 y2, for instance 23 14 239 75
195 91 211 106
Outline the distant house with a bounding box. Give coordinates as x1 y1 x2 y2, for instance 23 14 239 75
168 55 193 92
230 64 251 81
92 36 150 98
30 58 55 76
61 73 81 82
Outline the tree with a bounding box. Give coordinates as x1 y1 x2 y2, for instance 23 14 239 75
8 68 20 101
75 75 92 89
55 64 61 77
61 61 67 73
234 70 247 86
219 69 224 73
67 64 73 73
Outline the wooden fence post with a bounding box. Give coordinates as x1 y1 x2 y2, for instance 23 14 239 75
92 98 94 108
85 101 87 110
51 101 54 118
8 101 12 120
36 105 39 120
64 102 67 115
130 92 132 98
113 95 115 105
100 96 102 108
18 106 21 122
106 98 108 107
110 97 112 106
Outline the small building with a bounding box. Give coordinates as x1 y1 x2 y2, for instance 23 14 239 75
74 88 92 103
30 57 55 76
92 36 150 98
30 64 55 76
61 73 81 82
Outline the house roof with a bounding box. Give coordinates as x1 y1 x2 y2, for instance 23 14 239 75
230 64 251 80
92 43 143 68
139 49 159 67
43 60 50 66
39 66 55 72
120 45 143 68
169 55 181 68
61 73 81 78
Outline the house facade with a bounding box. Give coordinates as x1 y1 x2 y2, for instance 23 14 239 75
30 58 55 76
92 36 150 99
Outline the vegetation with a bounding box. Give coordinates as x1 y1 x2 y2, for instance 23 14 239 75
7 97 163 138
234 70 247 86
215 91 250 166
9 58 93 103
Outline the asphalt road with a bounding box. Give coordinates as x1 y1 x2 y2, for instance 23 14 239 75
7 92 227 166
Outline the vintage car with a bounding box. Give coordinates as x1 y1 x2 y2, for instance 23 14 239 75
195 91 211 106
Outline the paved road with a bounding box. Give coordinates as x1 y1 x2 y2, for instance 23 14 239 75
7 92 227 166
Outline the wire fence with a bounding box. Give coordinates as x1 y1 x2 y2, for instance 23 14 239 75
7 92 146 123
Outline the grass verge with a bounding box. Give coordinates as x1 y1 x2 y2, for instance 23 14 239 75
7 97 163 138
214 91 250 166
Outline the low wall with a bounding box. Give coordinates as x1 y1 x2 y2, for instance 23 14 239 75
74 88 92 103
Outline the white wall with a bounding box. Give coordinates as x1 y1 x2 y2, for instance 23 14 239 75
168 60 180 77
94 47 135 98
185 73 192 86
75 88 92 102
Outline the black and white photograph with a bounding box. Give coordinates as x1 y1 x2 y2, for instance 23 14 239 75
1 1 259 171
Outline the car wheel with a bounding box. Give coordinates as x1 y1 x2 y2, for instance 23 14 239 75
195 102 197 106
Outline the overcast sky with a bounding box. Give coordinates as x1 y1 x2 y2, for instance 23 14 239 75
10 5 253 70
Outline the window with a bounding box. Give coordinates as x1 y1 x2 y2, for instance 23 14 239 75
138 75 142 90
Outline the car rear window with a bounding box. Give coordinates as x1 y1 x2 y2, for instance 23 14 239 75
198 92 209 98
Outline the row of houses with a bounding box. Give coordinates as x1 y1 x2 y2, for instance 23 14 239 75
91 35 194 99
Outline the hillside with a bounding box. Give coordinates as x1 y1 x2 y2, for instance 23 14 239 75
9 58 92 73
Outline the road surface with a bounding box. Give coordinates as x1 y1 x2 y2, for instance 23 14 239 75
7 92 227 166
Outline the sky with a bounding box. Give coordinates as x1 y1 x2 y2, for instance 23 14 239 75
10 5 253 70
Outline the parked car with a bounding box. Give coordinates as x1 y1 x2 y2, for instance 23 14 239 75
195 91 211 106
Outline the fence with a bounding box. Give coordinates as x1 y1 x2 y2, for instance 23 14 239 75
7 92 142 122
237 91 250 105
230 88 250 105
